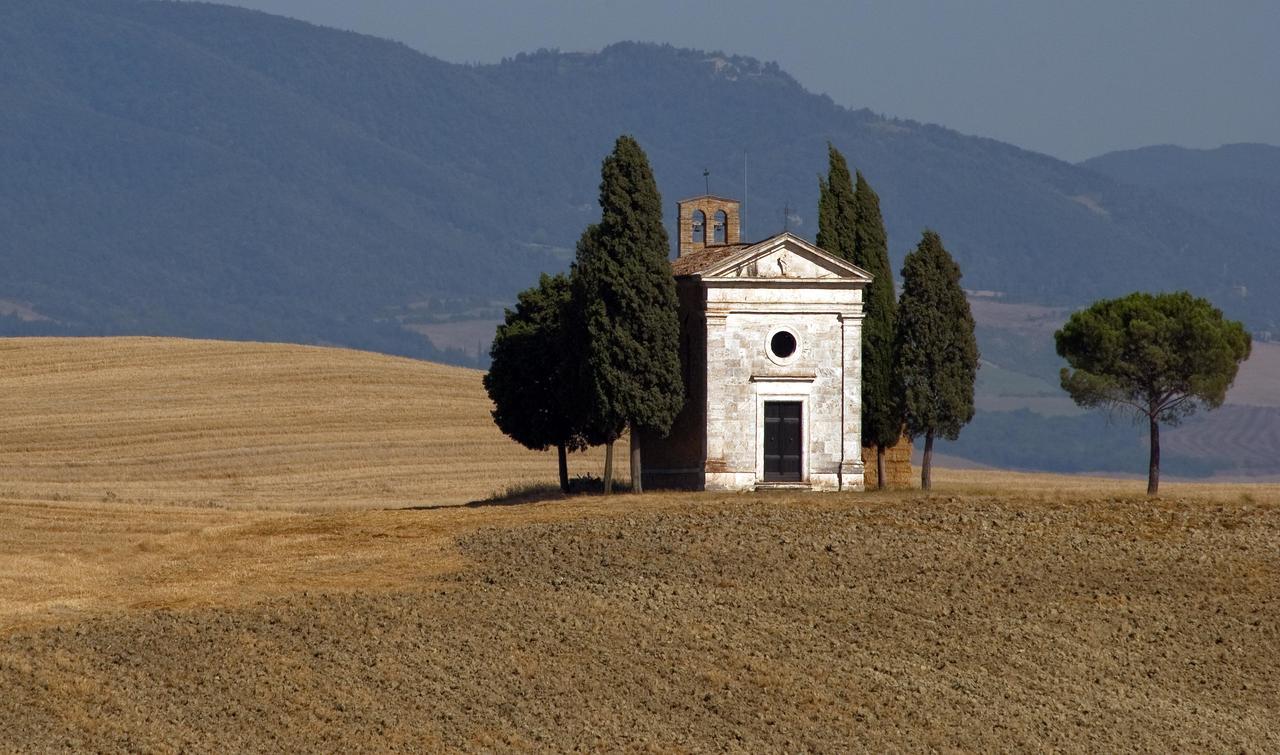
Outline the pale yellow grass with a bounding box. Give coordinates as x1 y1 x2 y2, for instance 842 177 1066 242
936 466 1280 504
2 336 1277 637
0 335 630 632
404 318 501 356
1227 340 1280 407
0 495 678 634
0 337 619 511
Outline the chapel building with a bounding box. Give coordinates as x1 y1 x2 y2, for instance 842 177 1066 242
639 195 873 492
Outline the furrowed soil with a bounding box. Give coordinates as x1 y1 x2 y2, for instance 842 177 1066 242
2 337 1279 751
2 493 1276 752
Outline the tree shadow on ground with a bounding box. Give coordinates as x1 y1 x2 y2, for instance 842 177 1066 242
396 477 633 511
465 483 568 508
466 477 635 507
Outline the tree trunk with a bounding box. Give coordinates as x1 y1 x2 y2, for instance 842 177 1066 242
557 443 569 494
1148 416 1160 496
921 430 934 491
876 444 887 490
630 433 642 494
603 441 614 495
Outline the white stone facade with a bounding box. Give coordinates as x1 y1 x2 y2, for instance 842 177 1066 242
641 197 872 493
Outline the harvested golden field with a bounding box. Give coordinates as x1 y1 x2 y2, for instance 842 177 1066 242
0 337 618 511
1 337 1278 751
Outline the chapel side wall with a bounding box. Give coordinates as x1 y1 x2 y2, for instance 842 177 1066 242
640 278 707 489
703 283 862 492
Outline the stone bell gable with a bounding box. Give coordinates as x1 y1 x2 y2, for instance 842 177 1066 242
640 195 873 492
677 195 741 256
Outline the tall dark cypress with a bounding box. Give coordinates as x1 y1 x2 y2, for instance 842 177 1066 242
815 144 857 262
893 230 979 490
852 170 900 488
570 135 684 494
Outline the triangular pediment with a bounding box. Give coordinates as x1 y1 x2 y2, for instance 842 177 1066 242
700 233 873 282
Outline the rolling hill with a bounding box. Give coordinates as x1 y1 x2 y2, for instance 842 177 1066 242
4 0 1277 478
1081 143 1280 319
0 336 617 511
2 0 1278 361
0 335 1272 531
947 298 1280 479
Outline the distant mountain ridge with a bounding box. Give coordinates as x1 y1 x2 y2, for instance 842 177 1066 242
2 0 1277 360
1081 143 1280 263
1082 143 1280 188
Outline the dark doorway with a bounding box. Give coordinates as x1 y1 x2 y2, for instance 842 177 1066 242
763 401 802 482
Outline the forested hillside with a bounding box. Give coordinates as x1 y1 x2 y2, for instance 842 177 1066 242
1082 143 1280 297
3 0 1277 360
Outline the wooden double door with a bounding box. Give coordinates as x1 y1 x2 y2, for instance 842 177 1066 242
763 401 802 482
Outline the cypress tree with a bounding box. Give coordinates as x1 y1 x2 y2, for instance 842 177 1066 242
570 135 684 494
815 144 857 262
852 170 900 488
817 146 901 488
893 230 979 490
484 273 585 492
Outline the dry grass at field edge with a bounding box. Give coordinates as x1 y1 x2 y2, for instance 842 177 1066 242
4 478 1277 637
0 336 626 512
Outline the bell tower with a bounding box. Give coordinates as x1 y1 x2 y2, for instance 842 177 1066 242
677 195 741 257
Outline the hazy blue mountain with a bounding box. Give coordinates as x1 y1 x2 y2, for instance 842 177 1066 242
1082 143 1280 187
1082 143 1280 263
2 0 1277 361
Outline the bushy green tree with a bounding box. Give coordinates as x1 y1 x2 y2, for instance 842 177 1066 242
894 230 979 490
483 273 584 492
570 135 684 494
1055 291 1251 495
851 170 900 488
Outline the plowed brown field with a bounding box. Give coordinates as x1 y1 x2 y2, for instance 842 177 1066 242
1 338 1277 751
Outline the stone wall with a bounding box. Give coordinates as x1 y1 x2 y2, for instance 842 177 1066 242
643 237 869 492
703 279 863 491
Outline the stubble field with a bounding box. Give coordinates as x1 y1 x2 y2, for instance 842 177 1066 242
0 337 1277 751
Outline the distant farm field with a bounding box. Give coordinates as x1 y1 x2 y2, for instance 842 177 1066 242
1 337 1277 750
0 337 619 511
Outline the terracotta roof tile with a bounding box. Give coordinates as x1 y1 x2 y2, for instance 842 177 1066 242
670 244 751 277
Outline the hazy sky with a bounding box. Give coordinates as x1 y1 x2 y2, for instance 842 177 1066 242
201 0 1279 162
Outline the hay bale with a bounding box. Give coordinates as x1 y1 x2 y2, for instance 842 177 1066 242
861 433 915 489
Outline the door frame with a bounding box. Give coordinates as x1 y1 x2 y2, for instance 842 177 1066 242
753 377 813 485
762 400 804 482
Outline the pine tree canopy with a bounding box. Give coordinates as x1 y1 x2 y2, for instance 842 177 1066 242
894 230 979 442
1055 290 1250 494
1055 291 1251 424
851 169 900 449
815 144 856 263
570 135 685 441
483 273 585 453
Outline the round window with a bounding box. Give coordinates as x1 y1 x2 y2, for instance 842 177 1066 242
769 330 797 360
